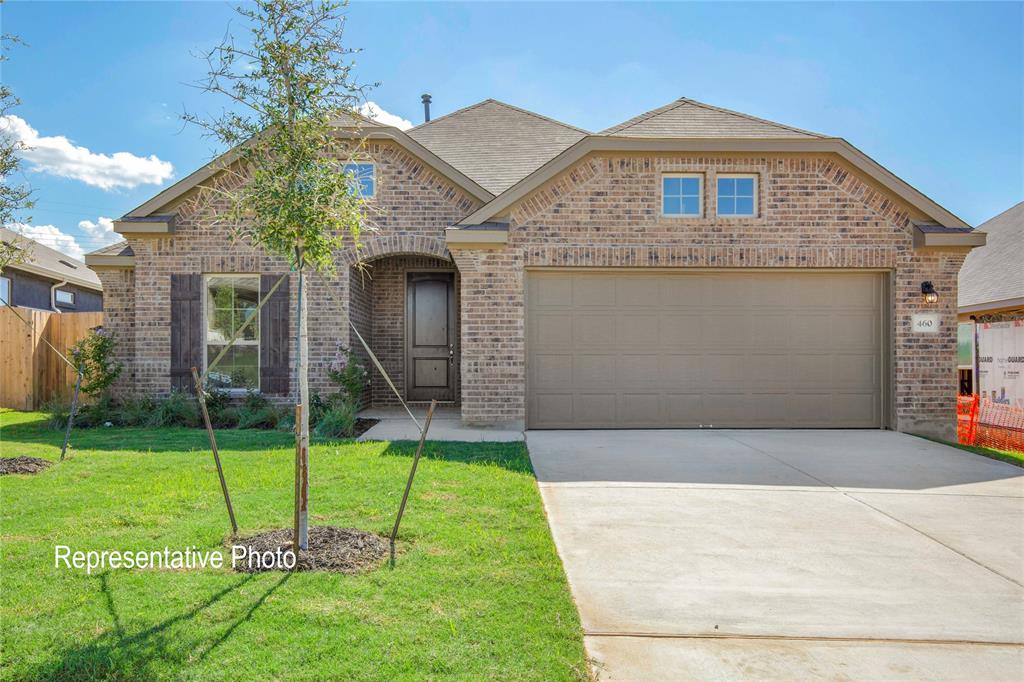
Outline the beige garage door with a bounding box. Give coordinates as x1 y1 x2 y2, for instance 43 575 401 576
527 270 886 429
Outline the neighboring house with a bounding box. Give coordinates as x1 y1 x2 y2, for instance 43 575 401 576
1 227 103 312
957 202 1024 404
84 97 984 439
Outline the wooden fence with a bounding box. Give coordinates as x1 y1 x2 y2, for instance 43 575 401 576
0 307 103 410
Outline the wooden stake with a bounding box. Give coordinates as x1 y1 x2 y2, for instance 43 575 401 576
293 403 302 553
192 367 238 534
390 399 437 566
59 366 83 461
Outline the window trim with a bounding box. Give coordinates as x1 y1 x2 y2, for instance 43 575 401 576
343 162 376 198
55 289 75 306
0 275 10 306
661 173 704 218
716 173 759 218
202 273 261 394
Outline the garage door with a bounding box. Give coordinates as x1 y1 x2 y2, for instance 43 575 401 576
526 271 885 429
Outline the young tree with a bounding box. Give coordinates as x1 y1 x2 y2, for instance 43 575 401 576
186 0 371 549
0 33 34 271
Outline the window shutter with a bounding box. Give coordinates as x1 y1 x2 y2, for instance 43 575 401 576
260 274 290 395
170 273 203 393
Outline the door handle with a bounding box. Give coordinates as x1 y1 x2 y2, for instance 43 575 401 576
449 344 455 366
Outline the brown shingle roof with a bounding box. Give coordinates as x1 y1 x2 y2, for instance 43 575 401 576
406 99 588 194
0 226 102 290
958 202 1024 310
601 97 826 139
87 241 134 258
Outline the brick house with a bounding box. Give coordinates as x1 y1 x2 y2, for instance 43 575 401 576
85 97 983 439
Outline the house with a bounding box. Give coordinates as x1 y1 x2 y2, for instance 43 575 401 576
1 227 103 312
956 202 1023 404
84 97 985 439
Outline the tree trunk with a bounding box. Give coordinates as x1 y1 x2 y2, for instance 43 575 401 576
296 266 310 550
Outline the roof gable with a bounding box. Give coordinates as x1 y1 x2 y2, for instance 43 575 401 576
958 201 1024 309
601 97 825 139
406 99 588 194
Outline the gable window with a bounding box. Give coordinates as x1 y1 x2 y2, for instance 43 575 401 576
0 276 10 305
717 174 757 217
343 162 375 198
55 290 75 306
204 275 260 392
662 174 702 216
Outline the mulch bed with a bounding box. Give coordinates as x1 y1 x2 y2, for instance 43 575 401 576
0 457 54 476
232 526 388 574
351 418 379 438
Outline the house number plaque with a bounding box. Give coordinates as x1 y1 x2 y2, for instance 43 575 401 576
911 313 940 333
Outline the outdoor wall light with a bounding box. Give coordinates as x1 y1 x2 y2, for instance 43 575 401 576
921 281 938 304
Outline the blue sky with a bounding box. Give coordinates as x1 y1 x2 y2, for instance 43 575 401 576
2 1 1021 259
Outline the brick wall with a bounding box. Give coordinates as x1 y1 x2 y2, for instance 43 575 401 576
453 152 965 438
100 140 481 404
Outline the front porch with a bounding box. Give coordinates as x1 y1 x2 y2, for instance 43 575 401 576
347 253 461 411
355 405 524 442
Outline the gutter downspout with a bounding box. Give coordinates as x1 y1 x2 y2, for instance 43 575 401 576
50 279 67 313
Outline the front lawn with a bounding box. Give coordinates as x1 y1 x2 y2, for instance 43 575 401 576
0 410 587 681
933 437 1024 467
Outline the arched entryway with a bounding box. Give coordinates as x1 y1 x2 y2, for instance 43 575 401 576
344 236 460 408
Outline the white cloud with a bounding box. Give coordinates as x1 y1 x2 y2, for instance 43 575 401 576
8 223 85 260
78 216 119 250
357 101 414 130
0 115 174 190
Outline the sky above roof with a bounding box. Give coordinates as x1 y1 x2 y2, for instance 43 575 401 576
1 1 1020 259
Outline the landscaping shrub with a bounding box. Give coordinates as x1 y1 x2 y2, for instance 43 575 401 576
118 396 158 427
203 389 241 428
313 399 357 439
153 391 201 428
327 343 368 405
68 327 123 398
237 392 280 429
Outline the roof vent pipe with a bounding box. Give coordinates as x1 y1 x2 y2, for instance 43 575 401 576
421 93 432 123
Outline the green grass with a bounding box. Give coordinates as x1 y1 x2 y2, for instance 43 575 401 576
0 410 587 681
928 436 1024 467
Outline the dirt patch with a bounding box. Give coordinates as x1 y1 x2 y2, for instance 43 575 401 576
0 457 54 476
232 526 388 574
351 418 379 438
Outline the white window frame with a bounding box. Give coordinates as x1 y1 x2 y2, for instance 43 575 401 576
661 173 704 218
716 173 759 218
343 162 376 198
55 289 75 306
0 276 10 305
202 274 261 394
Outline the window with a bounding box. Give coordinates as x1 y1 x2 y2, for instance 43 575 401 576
204 275 260 392
343 162 375 198
662 174 702 216
55 290 75 306
717 175 757 217
0 276 9 305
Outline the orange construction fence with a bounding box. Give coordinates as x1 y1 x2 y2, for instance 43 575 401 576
957 395 1024 454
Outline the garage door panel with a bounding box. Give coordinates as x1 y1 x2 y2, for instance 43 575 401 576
527 271 884 429
574 354 617 388
534 314 573 347
573 276 615 306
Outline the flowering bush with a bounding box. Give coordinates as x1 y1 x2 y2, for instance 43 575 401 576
69 326 123 398
327 342 368 405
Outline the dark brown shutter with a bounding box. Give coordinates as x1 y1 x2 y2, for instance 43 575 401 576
170 273 203 393
260 273 290 394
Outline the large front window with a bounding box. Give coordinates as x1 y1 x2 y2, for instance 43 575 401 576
205 275 260 392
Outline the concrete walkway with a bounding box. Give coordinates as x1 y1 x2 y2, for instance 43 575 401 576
527 429 1024 681
357 406 523 442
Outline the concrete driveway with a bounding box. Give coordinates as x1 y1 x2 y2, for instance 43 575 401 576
527 430 1024 681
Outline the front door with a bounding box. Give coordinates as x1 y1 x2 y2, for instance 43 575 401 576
406 272 456 401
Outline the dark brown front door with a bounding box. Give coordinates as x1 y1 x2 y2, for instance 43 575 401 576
406 272 456 401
